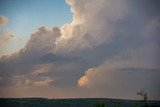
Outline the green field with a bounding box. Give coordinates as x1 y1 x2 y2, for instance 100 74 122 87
0 98 160 107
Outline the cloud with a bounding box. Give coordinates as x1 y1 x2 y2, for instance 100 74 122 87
0 34 14 48
78 68 94 87
78 44 160 99
0 0 160 99
0 27 59 86
0 16 8 25
54 0 129 55
20 77 54 87
78 67 160 99
33 78 54 87
21 26 61 57
31 64 52 75
0 16 15 48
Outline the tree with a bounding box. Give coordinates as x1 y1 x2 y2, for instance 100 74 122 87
137 89 148 107
94 101 107 107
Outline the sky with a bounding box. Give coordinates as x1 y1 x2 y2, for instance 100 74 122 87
0 0 72 56
0 0 160 100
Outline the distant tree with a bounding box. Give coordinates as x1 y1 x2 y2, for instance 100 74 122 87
114 102 122 107
133 102 141 107
94 101 107 107
137 89 148 107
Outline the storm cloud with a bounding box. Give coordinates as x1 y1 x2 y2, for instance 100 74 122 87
0 0 160 100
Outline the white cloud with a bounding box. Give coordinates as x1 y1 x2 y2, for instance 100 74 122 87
54 0 128 55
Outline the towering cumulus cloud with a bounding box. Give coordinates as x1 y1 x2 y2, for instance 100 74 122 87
55 0 128 54
0 0 160 99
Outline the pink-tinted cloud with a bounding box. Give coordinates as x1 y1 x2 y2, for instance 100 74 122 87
0 16 8 25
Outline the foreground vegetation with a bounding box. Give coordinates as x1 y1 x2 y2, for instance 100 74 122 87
0 98 159 107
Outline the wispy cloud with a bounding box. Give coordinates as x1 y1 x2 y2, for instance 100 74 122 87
0 16 16 48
